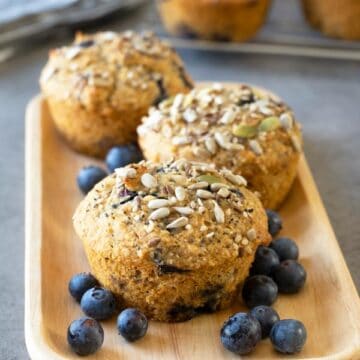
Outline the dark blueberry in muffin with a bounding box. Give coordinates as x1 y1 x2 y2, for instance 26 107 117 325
117 308 148 342
249 305 280 338
250 245 280 276
272 260 306 294
80 287 116 320
266 209 283 237
220 312 261 355
270 319 307 354
77 39 95 48
68 273 99 302
77 166 107 194
270 237 299 261
105 144 143 172
176 23 199 39
67 317 104 356
242 275 278 308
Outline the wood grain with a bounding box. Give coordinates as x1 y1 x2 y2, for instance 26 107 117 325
25 94 360 360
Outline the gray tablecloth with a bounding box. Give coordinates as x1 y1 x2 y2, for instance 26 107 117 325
0 2 359 359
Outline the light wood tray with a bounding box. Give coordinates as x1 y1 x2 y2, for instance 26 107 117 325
25 94 360 359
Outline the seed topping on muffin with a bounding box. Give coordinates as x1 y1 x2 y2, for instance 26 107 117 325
138 83 302 157
110 159 257 240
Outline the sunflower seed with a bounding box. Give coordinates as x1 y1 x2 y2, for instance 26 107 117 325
214 132 231 150
221 170 247 186
172 136 192 145
175 186 186 201
183 108 198 123
220 109 237 124
280 112 293 130
210 182 230 191
213 201 225 223
189 181 209 190
249 139 263 155
247 228 257 241
171 175 187 185
145 220 155 233
217 187 230 198
290 133 302 152
148 199 171 209
174 207 194 215
115 167 137 178
166 217 188 229
141 173 157 188
200 225 208 232
196 189 214 199
149 207 170 220
206 232 215 238
204 136 217 154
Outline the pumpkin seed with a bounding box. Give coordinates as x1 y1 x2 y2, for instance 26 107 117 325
232 124 258 138
258 116 281 132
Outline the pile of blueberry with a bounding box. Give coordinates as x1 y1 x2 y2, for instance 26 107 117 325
67 273 148 356
77 144 143 194
220 209 307 355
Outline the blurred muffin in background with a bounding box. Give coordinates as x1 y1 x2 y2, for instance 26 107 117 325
40 31 193 157
302 0 360 40
157 0 271 42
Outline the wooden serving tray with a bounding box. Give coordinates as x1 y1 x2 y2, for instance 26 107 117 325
25 94 360 359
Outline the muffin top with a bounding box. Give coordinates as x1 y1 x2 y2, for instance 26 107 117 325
40 31 193 111
137 83 302 165
73 159 270 271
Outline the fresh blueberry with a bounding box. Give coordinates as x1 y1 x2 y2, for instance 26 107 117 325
80 287 116 320
249 305 280 338
242 275 278 308
270 237 299 261
117 308 148 342
67 317 104 356
68 273 99 302
250 246 280 276
272 260 306 294
220 312 261 355
266 209 283 237
105 144 143 172
270 319 307 354
77 166 107 194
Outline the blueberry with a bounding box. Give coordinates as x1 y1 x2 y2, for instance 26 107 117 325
220 312 261 355
270 319 307 354
272 260 306 294
270 237 299 261
266 209 283 237
68 273 99 302
77 166 107 194
105 144 143 172
117 308 148 342
242 275 278 308
67 317 104 356
80 287 116 320
249 305 280 338
250 246 280 276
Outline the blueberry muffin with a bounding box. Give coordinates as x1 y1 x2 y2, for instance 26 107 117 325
157 0 271 42
40 31 193 157
138 84 302 209
302 0 360 40
73 159 270 321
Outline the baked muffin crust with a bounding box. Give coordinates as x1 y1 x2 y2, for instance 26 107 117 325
40 31 193 157
138 83 302 209
73 159 270 321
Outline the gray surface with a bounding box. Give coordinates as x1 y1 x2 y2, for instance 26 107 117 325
0 2 359 360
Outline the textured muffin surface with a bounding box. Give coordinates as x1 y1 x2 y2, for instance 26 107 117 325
40 31 193 157
73 159 270 321
302 0 360 40
157 0 271 42
138 83 302 209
